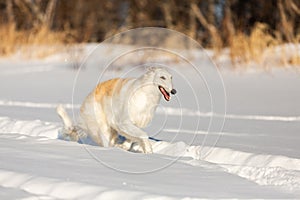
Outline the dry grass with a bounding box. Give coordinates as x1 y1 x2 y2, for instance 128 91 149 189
230 23 277 66
0 22 299 68
229 32 251 64
289 54 300 65
288 34 300 66
229 22 300 68
0 24 19 56
0 23 76 58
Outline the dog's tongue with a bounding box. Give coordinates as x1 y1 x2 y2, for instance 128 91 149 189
159 86 170 101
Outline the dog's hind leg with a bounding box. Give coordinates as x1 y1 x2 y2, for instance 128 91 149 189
108 128 119 146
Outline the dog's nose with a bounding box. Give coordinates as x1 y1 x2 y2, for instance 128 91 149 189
171 89 177 95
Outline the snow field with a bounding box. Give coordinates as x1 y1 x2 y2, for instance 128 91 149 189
0 42 300 198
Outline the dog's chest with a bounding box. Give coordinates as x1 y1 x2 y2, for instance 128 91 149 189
128 90 160 128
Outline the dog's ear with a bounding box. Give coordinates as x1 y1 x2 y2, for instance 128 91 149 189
146 66 156 72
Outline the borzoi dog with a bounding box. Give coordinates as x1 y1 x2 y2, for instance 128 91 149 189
57 67 176 153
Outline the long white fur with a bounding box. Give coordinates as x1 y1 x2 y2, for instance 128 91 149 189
57 67 175 153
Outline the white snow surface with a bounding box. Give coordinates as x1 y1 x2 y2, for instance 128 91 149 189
0 45 300 199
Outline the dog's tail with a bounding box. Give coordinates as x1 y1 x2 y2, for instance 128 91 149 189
56 104 82 141
56 104 73 130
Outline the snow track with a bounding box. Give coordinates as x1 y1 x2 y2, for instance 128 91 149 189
188 146 300 191
224 165 300 191
0 100 79 109
0 117 59 139
1 100 300 122
0 116 299 197
0 170 165 200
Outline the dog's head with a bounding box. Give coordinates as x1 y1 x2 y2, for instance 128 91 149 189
146 67 177 101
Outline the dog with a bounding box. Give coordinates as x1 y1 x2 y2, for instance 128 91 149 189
57 67 176 153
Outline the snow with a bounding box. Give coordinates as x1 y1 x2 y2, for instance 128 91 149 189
0 43 300 199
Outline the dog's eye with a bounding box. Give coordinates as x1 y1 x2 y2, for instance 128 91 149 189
160 76 166 80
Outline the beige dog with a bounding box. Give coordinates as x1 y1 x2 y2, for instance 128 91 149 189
57 67 176 153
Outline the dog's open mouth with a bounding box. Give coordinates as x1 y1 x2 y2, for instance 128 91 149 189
159 86 170 101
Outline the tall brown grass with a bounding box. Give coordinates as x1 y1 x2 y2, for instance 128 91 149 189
0 23 76 58
288 34 300 66
0 24 18 56
0 22 299 68
229 23 300 68
229 23 276 66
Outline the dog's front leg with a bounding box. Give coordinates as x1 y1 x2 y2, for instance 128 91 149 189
141 138 152 154
117 120 153 153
